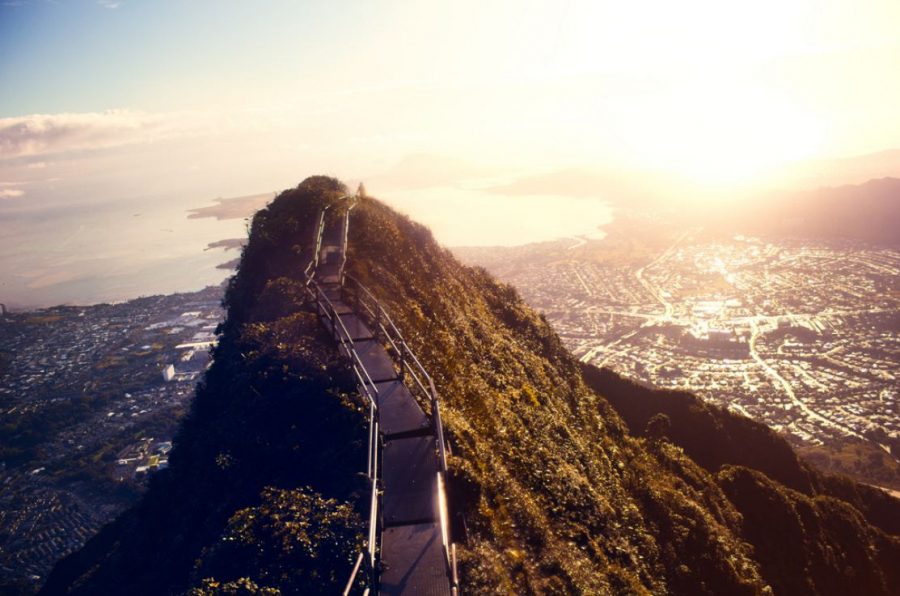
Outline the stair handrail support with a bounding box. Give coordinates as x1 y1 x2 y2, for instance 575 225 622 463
312 198 459 593
304 203 331 284
306 200 382 595
341 273 459 590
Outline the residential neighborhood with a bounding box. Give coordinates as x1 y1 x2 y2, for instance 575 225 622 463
458 232 900 485
0 286 223 587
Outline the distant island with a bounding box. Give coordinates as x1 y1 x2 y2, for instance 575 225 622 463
188 192 275 221
205 238 245 252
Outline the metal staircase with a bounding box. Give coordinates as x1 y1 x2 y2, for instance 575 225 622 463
303 196 459 595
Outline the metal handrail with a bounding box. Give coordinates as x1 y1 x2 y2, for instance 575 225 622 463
304 193 354 284
314 199 458 593
340 199 357 284
341 272 457 589
346 278 416 366
342 553 364 596
343 274 451 469
344 275 437 408
304 199 381 595
311 285 381 412
303 204 331 283
430 378 448 474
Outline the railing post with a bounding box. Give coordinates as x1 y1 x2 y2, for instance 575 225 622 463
368 474 378 570
343 552 365 596
367 400 375 479
375 302 382 335
431 379 448 474
451 543 459 591
331 306 337 338
399 343 406 381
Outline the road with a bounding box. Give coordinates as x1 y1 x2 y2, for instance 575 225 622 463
748 319 867 442
579 328 641 366
572 266 594 297
634 229 693 322
580 229 692 364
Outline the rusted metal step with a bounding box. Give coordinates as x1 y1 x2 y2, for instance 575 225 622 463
325 299 353 315
317 262 341 284
320 284 343 301
321 230 342 245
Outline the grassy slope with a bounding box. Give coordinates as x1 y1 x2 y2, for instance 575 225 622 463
41 179 900 595
345 197 770 594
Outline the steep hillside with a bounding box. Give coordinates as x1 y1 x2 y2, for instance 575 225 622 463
582 367 900 536
43 177 899 595
42 178 368 596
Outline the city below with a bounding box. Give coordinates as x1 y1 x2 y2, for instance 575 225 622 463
0 287 223 587
457 219 900 494
1 214 898 590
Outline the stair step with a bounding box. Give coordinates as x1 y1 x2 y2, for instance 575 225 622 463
382 436 439 526
325 299 353 315
374 380 430 437
320 285 343 301
334 313 373 341
380 522 452 596
341 340 397 383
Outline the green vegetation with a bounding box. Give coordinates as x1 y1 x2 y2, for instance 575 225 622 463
344 198 771 593
191 486 362 594
583 366 900 537
0 380 160 468
42 177 900 595
1 394 108 466
718 466 899 595
42 178 366 595
798 439 900 492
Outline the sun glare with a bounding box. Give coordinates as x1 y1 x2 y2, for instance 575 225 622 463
539 1 830 190
630 83 826 188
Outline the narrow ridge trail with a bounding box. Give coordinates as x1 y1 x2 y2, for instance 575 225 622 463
304 197 458 595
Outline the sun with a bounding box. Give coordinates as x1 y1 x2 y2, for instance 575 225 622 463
614 77 827 191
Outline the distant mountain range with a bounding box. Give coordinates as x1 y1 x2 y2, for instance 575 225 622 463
490 168 900 245
774 148 900 190
738 177 900 245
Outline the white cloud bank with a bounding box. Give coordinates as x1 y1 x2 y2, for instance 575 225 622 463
0 109 176 160
0 188 25 198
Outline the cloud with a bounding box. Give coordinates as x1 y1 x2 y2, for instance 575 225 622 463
97 0 123 8
0 110 175 160
0 188 25 199
0 108 266 162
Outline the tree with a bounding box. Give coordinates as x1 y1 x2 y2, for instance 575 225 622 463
645 413 671 442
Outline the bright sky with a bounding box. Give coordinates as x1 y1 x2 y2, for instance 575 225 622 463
2 0 900 304
3 1 900 184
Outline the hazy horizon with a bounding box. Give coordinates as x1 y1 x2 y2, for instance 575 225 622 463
3 0 900 307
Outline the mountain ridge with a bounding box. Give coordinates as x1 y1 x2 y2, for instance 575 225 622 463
41 176 899 595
